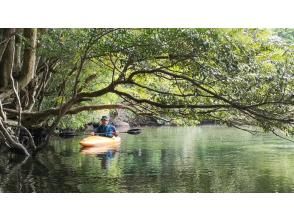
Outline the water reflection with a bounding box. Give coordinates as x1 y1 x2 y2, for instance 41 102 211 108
0 153 51 193
96 150 119 170
0 126 294 192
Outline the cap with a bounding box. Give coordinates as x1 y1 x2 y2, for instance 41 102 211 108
101 116 109 120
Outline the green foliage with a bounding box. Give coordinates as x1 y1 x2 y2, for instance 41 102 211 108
59 109 112 130
273 29 294 43
37 28 293 136
59 112 93 130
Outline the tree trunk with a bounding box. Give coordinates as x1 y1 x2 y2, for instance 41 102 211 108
18 28 37 89
0 28 15 89
13 28 23 75
0 28 38 156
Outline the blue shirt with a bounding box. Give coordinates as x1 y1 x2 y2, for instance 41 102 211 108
94 124 116 138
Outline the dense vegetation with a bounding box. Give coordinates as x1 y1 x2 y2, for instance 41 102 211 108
0 28 293 155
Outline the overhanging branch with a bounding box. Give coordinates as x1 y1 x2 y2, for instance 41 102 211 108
113 90 231 109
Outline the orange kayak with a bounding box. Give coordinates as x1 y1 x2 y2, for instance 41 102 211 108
79 136 121 148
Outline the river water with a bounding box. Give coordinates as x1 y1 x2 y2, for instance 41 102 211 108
1 126 294 193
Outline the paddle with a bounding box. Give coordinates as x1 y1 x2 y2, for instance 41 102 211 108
88 128 142 136
59 128 142 138
119 128 141 135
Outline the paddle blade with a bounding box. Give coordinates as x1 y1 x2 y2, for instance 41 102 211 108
126 128 142 135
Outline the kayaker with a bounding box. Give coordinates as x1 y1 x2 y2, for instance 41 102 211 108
91 116 118 138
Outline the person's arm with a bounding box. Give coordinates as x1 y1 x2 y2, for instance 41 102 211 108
91 124 100 135
90 126 97 135
112 126 119 137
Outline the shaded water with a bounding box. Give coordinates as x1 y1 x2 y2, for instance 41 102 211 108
1 126 294 193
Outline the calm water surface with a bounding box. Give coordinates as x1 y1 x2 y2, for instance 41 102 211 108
1 126 294 193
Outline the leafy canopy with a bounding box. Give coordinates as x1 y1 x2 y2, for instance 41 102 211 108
37 29 293 136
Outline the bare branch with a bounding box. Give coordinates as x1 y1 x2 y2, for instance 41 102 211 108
0 119 29 156
271 129 294 143
66 104 137 115
5 122 37 149
0 100 7 121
